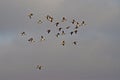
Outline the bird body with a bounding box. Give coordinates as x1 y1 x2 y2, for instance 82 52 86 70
47 29 51 34
37 20 43 24
46 15 53 22
40 36 45 41
62 17 67 22
56 22 59 26
28 13 33 19
36 65 44 70
73 41 77 45
61 40 65 46
28 38 35 42
21 32 26 36
56 33 60 37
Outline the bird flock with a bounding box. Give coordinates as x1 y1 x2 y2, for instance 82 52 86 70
20 12 87 70
21 13 87 47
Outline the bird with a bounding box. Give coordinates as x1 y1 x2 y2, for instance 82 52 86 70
76 22 80 27
40 36 45 41
70 31 74 35
61 31 65 35
46 15 53 22
66 26 70 29
72 19 76 24
73 41 77 45
28 37 35 42
61 40 65 46
55 22 59 26
28 13 33 19
62 17 67 22
37 20 43 24
81 21 86 26
58 27 62 31
56 33 60 37
74 30 78 34
47 29 51 34
21 32 26 36
75 25 79 29
36 65 44 70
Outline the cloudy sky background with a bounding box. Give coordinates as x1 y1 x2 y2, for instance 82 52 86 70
0 0 120 80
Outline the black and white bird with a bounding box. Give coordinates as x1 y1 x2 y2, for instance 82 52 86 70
72 19 76 24
62 17 67 22
40 36 45 41
21 32 26 36
36 65 44 70
37 20 43 24
61 31 65 35
73 41 77 45
55 22 59 26
66 26 70 29
47 29 51 34
61 40 65 46
46 15 53 22
58 27 62 31
81 21 86 26
28 37 35 42
74 30 78 34
28 13 33 19
56 33 60 37
70 31 74 35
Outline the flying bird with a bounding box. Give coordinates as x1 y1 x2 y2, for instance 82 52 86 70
56 33 60 37
37 20 43 24
61 40 65 46
73 41 77 45
70 31 74 35
62 17 67 22
40 36 45 41
46 15 53 22
55 22 59 26
47 29 51 34
28 37 35 42
58 27 62 31
66 26 70 29
74 30 78 34
36 65 44 70
21 32 26 36
72 19 76 24
81 21 86 26
61 31 65 35
28 13 33 19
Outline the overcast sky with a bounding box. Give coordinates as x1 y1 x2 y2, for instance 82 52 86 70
0 0 120 80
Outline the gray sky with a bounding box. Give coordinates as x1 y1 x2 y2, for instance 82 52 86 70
0 0 120 80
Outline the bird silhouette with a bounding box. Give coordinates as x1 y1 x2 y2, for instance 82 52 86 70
55 22 59 26
40 36 45 41
28 37 35 42
66 26 70 29
46 15 53 22
61 40 65 46
28 13 33 19
73 41 77 45
81 21 86 26
36 65 44 70
58 27 62 31
37 20 43 24
47 29 51 34
70 31 74 35
61 31 65 35
74 30 78 34
56 33 60 37
72 19 76 24
21 32 26 36
62 17 67 22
